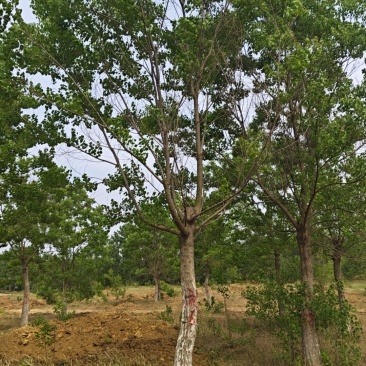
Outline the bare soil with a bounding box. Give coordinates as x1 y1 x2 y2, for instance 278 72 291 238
0 286 211 365
0 283 365 365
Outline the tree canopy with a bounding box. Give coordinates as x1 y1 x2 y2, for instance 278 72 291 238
1 0 366 364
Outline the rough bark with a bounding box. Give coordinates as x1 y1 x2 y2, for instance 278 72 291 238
20 262 30 326
153 275 161 303
174 217 197 366
297 226 322 366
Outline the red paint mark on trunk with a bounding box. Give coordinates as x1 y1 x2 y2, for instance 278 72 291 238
302 309 315 327
186 288 197 325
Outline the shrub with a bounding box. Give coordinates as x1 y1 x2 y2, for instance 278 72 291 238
243 281 362 365
160 281 177 297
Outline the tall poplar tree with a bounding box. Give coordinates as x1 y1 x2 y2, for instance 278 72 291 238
233 0 366 364
22 1 264 363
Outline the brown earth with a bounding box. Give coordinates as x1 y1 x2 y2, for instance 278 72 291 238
0 286 214 365
0 283 365 365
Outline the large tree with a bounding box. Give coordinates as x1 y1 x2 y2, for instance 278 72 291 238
233 0 366 364
22 0 265 363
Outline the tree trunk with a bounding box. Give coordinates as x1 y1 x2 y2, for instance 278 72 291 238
274 250 285 317
61 280 68 317
174 219 197 366
331 237 345 304
297 226 322 366
153 275 161 302
20 262 30 326
204 266 211 306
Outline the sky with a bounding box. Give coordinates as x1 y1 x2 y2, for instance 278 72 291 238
18 0 36 23
18 0 121 207
16 0 366 206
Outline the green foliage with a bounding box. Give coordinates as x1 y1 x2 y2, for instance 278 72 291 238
104 269 126 301
1 0 366 362
109 201 179 287
160 281 176 298
203 296 224 314
53 301 75 321
32 186 109 306
34 319 56 349
243 282 362 365
157 305 174 324
92 281 108 303
343 259 366 280
36 284 58 305
217 285 230 300
31 315 48 327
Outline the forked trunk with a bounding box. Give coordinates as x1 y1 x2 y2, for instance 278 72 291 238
153 276 161 302
204 266 211 306
297 227 321 366
174 221 197 366
20 262 30 326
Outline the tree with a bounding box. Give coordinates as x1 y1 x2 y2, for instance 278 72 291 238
0 2 30 169
314 158 366 303
112 199 179 302
195 215 240 305
0 1 60 325
36 183 109 314
22 1 266 363
233 0 366 364
0 154 72 325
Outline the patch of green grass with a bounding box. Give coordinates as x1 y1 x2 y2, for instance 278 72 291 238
344 281 366 291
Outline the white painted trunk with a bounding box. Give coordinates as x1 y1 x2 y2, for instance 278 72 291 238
20 262 30 326
174 222 197 366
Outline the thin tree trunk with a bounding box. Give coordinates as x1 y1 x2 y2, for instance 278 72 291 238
153 275 161 303
297 226 322 366
274 250 285 317
331 237 345 304
61 279 68 317
20 262 30 326
174 218 197 366
204 266 211 306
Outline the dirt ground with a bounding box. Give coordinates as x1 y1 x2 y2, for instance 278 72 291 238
0 286 214 365
0 284 365 365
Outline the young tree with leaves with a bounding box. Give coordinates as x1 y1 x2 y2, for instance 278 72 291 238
111 198 179 302
0 155 73 325
37 183 109 314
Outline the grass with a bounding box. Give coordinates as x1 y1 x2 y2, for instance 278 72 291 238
0 351 161 366
344 280 366 291
196 313 285 366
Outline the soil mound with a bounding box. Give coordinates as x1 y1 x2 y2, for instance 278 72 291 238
0 310 207 365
